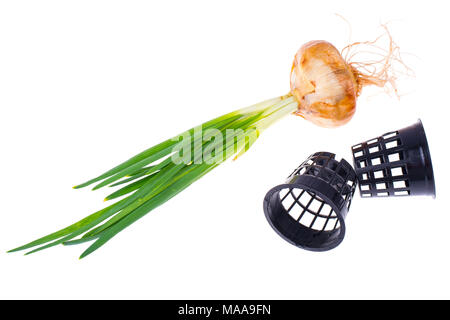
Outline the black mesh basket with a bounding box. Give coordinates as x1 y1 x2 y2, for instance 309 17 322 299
351 119 435 198
263 152 357 251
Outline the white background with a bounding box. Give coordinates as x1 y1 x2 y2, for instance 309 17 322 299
1 0 449 299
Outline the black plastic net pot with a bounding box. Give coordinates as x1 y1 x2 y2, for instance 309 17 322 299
263 152 357 251
351 119 435 198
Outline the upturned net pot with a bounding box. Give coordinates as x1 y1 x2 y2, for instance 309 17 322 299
263 152 357 251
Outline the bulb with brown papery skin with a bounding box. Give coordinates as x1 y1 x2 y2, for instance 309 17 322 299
290 40 360 128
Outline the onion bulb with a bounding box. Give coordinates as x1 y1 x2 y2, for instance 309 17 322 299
290 40 358 127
